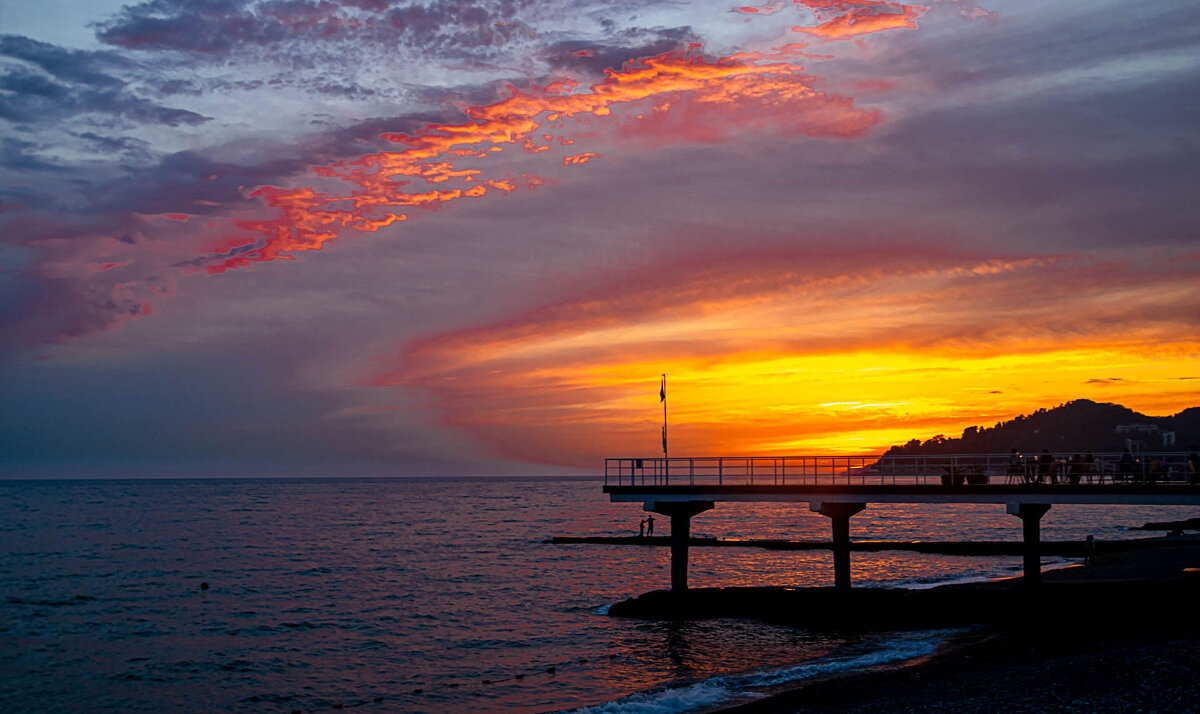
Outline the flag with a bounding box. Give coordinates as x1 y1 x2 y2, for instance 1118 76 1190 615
662 425 667 455
659 376 665 402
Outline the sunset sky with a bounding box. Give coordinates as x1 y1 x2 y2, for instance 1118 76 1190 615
1 0 1197 476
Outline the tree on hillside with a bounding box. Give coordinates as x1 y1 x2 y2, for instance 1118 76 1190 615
883 399 1195 455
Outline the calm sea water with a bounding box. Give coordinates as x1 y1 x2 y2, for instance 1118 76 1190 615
2 477 1194 712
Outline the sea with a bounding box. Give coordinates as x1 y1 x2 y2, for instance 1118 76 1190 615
2 476 1195 713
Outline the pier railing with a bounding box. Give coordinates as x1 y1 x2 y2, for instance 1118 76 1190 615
603 452 1196 487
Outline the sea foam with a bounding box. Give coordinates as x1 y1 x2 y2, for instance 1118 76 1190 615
564 628 960 714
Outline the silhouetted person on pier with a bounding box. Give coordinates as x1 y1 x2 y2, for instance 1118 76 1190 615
1038 449 1055 484
1118 449 1134 482
638 519 645 538
1068 454 1083 484
1008 448 1027 484
1150 457 1173 484
645 514 655 536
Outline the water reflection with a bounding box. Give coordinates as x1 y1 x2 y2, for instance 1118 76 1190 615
2 477 1194 713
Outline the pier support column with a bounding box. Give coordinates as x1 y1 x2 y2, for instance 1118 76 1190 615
811 502 867 589
1007 503 1051 586
648 501 714 592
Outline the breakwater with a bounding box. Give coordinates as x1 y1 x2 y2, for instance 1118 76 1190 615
548 535 1168 557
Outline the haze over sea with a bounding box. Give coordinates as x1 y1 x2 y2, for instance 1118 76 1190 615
3 476 1193 713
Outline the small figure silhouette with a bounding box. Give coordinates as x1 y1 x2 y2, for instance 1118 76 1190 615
646 514 655 536
1038 449 1054 484
638 519 645 538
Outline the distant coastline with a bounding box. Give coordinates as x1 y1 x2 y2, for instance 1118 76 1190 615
884 399 1199 457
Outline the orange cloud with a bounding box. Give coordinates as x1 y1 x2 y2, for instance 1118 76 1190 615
562 152 600 167
794 6 924 40
734 4 784 14
203 47 889 273
376 249 1200 466
787 1 926 40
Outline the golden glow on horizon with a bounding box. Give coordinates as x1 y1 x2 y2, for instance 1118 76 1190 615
383 253 1200 465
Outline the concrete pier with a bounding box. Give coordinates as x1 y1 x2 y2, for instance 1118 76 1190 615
647 500 714 591
604 454 1200 591
1008 503 1052 585
813 502 866 588
548 535 1167 557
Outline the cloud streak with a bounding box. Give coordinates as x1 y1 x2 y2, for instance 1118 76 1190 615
203 47 882 273
378 247 1200 465
792 1 926 41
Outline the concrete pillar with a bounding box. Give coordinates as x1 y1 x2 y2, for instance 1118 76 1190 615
811 502 867 589
648 501 715 592
1007 503 1052 586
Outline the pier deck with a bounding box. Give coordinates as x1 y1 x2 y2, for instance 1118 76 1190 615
601 452 1200 591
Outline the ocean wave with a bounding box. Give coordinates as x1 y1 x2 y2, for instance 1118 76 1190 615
563 629 958 714
874 556 1081 590
562 679 734 714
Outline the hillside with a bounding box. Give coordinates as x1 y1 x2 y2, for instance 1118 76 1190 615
884 399 1200 456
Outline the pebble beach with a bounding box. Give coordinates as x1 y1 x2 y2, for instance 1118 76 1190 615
711 535 1200 713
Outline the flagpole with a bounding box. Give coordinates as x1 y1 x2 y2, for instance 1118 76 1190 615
661 373 668 484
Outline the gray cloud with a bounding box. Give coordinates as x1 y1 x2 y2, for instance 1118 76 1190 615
95 0 536 57
0 34 131 88
0 38 210 128
0 137 67 173
541 26 699 73
2 0 1198 477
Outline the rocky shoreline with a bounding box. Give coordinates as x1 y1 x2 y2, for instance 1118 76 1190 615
608 534 1200 712
720 623 1200 713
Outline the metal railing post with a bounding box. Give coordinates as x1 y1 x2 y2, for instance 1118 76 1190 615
601 452 1180 490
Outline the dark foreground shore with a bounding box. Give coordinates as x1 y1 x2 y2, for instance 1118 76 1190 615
610 535 1200 712
723 623 1200 713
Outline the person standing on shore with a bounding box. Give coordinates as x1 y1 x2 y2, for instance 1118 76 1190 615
638 519 645 538
646 514 655 536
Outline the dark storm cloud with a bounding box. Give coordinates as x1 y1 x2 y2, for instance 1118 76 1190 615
94 0 258 54
846 0 1200 106
79 112 441 218
541 26 699 73
0 41 210 128
73 132 155 161
0 69 210 126
96 0 535 57
0 35 131 88
0 137 66 173
1 107 439 223
382 0 533 55
766 0 1200 253
879 71 1200 250
0 105 456 345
